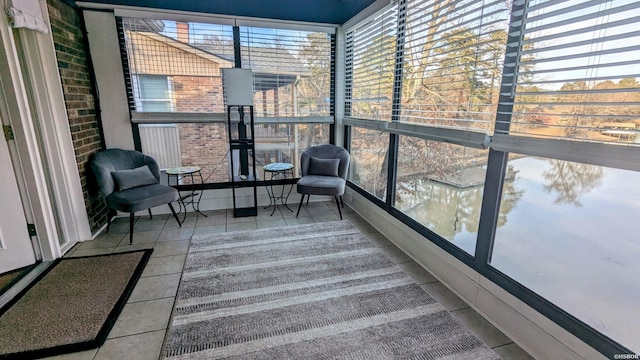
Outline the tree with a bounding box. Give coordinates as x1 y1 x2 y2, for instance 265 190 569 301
542 160 603 206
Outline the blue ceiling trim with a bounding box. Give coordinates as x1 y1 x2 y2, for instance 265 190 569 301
75 0 377 24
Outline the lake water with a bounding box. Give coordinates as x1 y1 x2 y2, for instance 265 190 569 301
398 156 640 352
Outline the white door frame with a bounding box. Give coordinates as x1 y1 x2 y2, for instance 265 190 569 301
0 0 91 260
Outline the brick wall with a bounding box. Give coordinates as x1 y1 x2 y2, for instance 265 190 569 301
47 0 108 234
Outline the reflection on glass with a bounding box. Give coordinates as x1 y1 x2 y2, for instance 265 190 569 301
394 137 490 254
492 155 640 353
139 123 328 183
348 127 389 199
255 124 329 178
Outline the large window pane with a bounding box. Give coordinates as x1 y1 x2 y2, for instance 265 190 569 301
501 0 640 144
348 127 389 200
401 0 510 131
139 123 229 183
394 136 489 254
255 124 330 178
491 155 640 352
240 27 331 117
345 6 397 121
122 18 235 113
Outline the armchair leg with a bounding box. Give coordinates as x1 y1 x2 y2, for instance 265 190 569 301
340 196 345 208
306 195 310 206
335 196 343 220
105 212 112 234
168 203 181 227
129 212 135 244
296 195 305 218
148 209 153 220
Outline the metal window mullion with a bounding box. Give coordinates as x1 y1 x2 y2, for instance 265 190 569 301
385 0 406 210
330 33 336 145
475 0 527 268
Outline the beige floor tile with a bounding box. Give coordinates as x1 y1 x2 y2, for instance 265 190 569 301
95 330 165 360
226 213 256 224
123 230 160 245
152 240 191 257
421 282 469 311
351 220 379 234
378 245 413 264
198 209 226 217
451 307 512 348
341 211 364 222
107 221 132 234
195 214 226 226
68 247 114 257
164 216 196 229
133 219 167 232
79 234 125 250
192 225 226 236
157 228 194 242
493 343 534 359
128 273 182 303
107 298 174 338
257 219 288 229
281 207 309 218
365 232 393 247
41 349 97 360
397 262 437 285
311 213 342 222
114 243 154 253
284 217 315 226
141 254 186 277
226 222 258 231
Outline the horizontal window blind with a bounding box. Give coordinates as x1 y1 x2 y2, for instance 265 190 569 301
498 0 640 144
400 0 511 132
239 26 331 117
345 5 398 121
120 18 235 113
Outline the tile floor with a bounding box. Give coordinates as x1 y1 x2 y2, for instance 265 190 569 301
45 201 533 360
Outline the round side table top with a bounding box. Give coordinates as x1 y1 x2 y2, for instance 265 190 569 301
166 166 201 175
263 163 294 172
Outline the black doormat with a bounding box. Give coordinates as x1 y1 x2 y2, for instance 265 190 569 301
0 249 153 359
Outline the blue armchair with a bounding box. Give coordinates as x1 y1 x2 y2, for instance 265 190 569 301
296 144 350 219
89 149 181 244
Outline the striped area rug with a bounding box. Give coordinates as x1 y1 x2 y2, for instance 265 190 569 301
163 221 499 359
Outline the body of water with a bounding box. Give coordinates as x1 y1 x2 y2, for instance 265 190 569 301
397 156 640 352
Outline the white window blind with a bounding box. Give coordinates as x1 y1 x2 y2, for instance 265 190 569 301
121 18 235 113
134 75 173 112
239 26 332 118
498 0 640 145
345 6 398 121
400 0 511 132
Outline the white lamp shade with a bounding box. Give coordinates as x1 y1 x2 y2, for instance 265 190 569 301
222 68 254 106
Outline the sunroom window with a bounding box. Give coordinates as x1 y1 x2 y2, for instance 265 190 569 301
119 17 334 179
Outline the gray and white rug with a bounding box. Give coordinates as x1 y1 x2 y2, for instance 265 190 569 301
163 221 499 359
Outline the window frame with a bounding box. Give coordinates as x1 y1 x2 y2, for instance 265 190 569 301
343 0 639 356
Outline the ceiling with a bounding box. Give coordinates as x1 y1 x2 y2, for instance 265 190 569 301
73 0 378 24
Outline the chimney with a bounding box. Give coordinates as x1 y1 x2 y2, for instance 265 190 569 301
177 22 189 43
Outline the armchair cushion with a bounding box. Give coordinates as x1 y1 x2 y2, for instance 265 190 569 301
105 183 179 213
111 165 158 191
308 157 340 177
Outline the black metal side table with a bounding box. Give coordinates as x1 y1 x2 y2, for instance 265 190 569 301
166 166 207 222
263 163 294 216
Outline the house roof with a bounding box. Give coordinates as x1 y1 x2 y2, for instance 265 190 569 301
129 30 311 91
